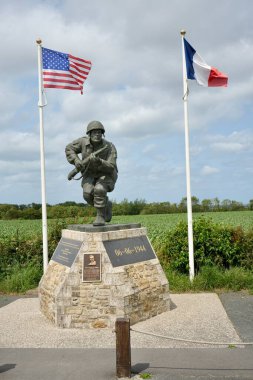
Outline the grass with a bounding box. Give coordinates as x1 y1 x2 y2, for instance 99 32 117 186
140 373 152 379
166 266 253 294
112 210 253 231
0 262 42 294
1 211 253 294
1 210 253 240
1 263 252 295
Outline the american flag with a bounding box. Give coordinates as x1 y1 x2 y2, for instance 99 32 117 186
42 47 92 94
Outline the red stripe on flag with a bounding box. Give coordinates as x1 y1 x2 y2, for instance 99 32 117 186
43 78 78 85
69 63 89 76
69 75 85 86
208 67 228 87
69 57 92 72
69 54 92 65
71 60 92 71
44 84 82 90
43 71 73 78
69 69 87 81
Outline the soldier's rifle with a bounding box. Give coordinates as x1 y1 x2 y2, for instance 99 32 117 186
67 145 108 181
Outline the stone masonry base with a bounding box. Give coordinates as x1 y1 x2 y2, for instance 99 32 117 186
39 226 170 328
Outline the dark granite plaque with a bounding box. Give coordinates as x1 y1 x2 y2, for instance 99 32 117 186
103 235 156 267
51 238 82 267
82 253 101 282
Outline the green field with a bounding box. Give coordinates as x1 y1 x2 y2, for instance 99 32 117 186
1 211 252 241
1 211 253 293
113 211 253 232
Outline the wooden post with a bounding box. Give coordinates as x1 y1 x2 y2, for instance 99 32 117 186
116 318 131 378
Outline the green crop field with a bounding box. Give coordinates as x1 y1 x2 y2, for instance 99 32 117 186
1 211 253 293
0 211 252 241
112 211 253 231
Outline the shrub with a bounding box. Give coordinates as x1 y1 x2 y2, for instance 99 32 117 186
0 216 94 281
166 265 253 293
0 261 42 293
164 217 253 274
0 236 43 280
1 215 253 293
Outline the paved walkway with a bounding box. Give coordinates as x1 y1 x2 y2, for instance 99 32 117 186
219 292 253 343
1 347 253 380
0 292 252 379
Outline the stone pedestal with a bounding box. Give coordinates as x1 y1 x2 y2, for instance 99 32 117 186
39 224 170 328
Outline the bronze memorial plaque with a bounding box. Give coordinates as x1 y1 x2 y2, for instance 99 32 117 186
51 238 82 268
103 235 156 267
82 253 101 282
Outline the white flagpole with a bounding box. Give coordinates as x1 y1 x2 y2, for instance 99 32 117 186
36 38 48 273
180 30 195 281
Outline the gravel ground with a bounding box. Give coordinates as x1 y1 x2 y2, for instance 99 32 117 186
0 293 242 349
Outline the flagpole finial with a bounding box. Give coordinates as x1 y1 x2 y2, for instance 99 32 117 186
36 38 42 45
180 30 186 36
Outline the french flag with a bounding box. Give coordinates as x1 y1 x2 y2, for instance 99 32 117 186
183 38 228 87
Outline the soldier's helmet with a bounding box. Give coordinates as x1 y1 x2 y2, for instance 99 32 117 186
86 121 105 135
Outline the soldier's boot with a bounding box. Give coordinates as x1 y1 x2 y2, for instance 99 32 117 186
93 208 105 226
105 200 112 222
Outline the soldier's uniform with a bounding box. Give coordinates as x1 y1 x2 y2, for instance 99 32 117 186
65 121 118 225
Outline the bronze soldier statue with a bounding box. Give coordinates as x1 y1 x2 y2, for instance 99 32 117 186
65 121 118 226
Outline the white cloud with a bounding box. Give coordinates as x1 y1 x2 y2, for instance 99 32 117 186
212 142 245 152
210 131 253 153
0 85 29 128
0 0 253 204
0 132 39 160
201 165 220 176
142 144 156 154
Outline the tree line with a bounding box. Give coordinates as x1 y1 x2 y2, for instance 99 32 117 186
0 197 253 220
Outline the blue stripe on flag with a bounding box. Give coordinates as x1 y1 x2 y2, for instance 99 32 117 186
183 38 196 80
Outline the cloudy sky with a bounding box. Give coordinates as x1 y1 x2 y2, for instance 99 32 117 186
1 0 253 206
